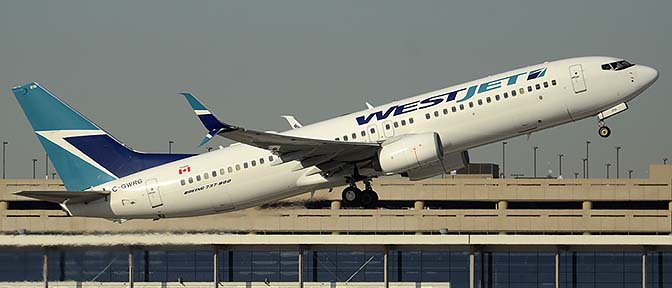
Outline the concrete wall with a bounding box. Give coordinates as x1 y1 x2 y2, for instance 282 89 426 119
0 165 670 235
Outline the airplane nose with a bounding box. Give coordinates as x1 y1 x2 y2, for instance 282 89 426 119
638 65 659 85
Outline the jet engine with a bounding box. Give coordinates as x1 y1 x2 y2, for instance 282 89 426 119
375 132 444 174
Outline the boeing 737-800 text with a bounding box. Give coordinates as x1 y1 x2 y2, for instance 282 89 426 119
11 56 658 220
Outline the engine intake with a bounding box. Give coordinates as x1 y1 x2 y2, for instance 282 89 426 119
375 132 444 174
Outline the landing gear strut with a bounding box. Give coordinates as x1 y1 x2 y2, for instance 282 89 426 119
598 120 611 138
341 177 379 208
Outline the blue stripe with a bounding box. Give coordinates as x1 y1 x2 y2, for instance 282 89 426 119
37 134 115 190
65 134 195 178
198 114 225 131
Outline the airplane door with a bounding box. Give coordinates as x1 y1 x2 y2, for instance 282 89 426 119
382 121 395 138
569 64 587 93
145 179 164 208
367 125 382 142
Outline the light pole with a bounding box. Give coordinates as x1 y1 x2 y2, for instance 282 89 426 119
585 141 591 178
533 146 539 178
32 159 37 179
51 173 56 179
582 158 587 179
605 163 611 179
628 170 634 179
558 154 564 177
615 146 621 179
2 141 7 179
664 158 669 165
206 147 213 152
502 142 507 179
45 153 48 179
168 140 174 154
574 172 579 179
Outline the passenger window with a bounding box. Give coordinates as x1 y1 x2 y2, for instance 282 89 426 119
385 124 390 130
228 167 233 173
180 179 186 186
527 86 533 92
468 102 474 108
343 135 349 141
443 108 448 115
370 128 375 134
478 99 483 105
393 122 399 128
243 162 249 169
235 164 241 171
220 168 225 175
495 95 500 101
552 80 557 86
543 82 549 88
434 111 439 117
188 177 193 184
409 118 414 124
401 119 406 126
259 158 265 165
212 171 217 177
486 97 491 103
459 104 464 110
196 175 201 181
361 131 366 137
203 173 209 180
269 156 274 162
504 92 509 99
511 90 517 97
519 88 525 94
451 106 457 112
425 113 430 119
535 84 541 90
251 160 256 167
351 133 356 139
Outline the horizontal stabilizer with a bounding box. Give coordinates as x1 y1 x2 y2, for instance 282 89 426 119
14 190 110 204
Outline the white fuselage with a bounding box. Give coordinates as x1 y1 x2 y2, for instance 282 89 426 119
67 56 658 219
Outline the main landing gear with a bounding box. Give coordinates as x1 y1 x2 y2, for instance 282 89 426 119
341 178 379 208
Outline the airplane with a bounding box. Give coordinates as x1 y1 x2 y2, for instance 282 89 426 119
11 56 658 220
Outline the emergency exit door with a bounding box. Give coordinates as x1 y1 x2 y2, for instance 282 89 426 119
145 178 164 208
569 64 587 93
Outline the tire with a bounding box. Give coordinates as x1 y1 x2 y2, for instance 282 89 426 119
342 187 361 205
598 126 611 138
360 189 378 208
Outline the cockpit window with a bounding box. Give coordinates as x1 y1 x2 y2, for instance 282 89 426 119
602 60 635 71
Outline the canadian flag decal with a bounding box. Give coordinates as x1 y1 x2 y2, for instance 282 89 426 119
178 165 191 175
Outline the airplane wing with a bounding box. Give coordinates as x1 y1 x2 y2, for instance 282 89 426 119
14 190 110 204
181 93 381 163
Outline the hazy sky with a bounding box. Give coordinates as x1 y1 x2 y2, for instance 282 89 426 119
0 0 669 179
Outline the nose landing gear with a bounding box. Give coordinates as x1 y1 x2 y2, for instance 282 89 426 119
598 121 611 138
595 103 628 138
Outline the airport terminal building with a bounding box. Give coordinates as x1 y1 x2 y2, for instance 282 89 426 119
0 165 671 288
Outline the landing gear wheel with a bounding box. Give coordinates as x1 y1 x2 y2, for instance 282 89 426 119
342 186 361 206
360 189 379 208
598 126 611 138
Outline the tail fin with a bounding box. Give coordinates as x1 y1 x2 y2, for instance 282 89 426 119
12 83 194 191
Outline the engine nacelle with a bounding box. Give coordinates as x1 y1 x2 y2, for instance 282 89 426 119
375 132 444 174
403 150 470 181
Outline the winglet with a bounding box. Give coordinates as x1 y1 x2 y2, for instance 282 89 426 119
281 115 303 129
180 93 238 146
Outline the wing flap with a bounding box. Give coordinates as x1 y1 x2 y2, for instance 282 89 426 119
14 190 110 204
